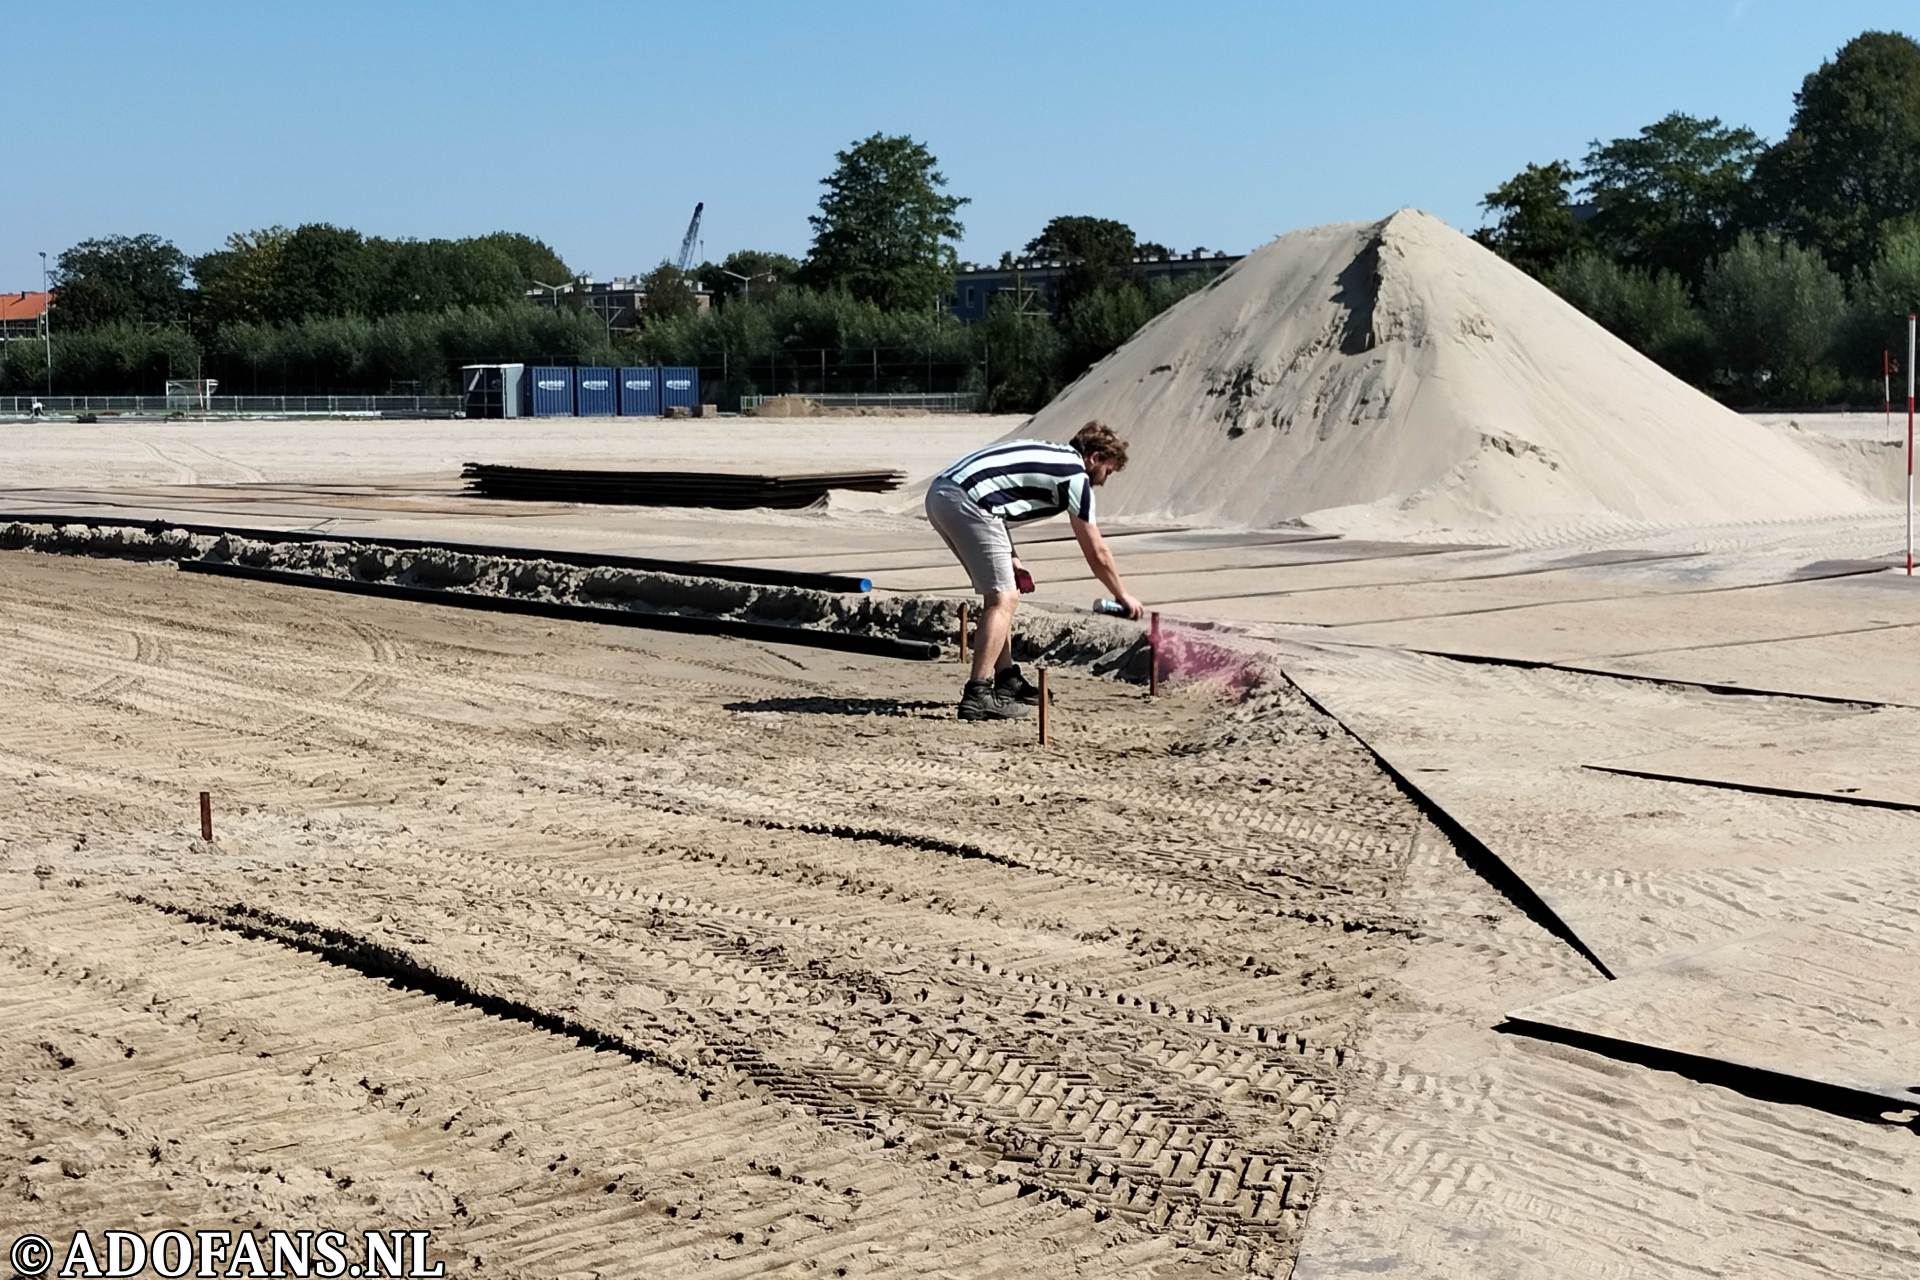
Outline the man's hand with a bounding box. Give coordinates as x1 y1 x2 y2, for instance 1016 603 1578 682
1117 592 1145 620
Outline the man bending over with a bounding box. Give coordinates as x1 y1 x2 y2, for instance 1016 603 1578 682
925 421 1145 720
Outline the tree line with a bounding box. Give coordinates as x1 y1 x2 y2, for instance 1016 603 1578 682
2 132 1204 409
28 30 1909 411
1476 29 1920 404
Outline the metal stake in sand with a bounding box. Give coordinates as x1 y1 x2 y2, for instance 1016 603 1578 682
1037 666 1050 745
1149 611 1161 697
1909 314 1915 576
199 791 213 842
958 603 970 663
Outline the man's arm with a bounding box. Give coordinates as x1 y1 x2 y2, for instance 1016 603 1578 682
1071 514 1144 619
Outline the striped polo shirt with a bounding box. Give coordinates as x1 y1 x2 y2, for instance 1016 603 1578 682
939 440 1095 524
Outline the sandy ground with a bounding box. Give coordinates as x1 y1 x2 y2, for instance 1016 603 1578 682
4 413 1919 1276
0 553 1420 1277
4 550 1915 1277
0 414 1020 494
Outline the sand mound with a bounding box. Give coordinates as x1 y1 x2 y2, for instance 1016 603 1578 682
1013 210 1873 535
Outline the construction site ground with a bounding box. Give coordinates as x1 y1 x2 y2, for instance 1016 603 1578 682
2 415 1916 1278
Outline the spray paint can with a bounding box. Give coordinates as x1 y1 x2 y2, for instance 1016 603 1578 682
1092 598 1131 617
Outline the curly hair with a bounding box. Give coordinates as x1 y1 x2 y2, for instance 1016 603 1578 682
1070 421 1129 471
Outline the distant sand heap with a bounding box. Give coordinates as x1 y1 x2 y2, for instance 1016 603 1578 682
1014 209 1873 534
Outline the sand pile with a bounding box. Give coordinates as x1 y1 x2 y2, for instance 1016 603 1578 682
1014 210 1873 535
749 396 929 418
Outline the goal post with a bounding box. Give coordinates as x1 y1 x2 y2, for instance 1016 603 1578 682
164 378 218 412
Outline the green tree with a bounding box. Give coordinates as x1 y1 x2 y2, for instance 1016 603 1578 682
1059 284 1152 380
1024 215 1142 314
1581 113 1764 286
201 303 617 395
268 224 372 322
470 231 571 288
0 321 201 394
1548 252 1711 380
192 227 290 330
1839 218 1920 383
1753 31 1920 276
50 234 191 329
1702 233 1846 400
802 132 968 310
362 237 524 314
640 262 699 323
1474 161 1588 277
976 295 1060 412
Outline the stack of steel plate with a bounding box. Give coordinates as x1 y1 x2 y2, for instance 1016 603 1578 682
461 463 906 509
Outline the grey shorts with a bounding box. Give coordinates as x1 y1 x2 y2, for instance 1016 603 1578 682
925 477 1015 595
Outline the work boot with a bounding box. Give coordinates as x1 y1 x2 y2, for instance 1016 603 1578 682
958 677 1031 721
995 664 1043 705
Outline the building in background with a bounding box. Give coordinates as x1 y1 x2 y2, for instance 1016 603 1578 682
525 277 712 331
0 290 51 341
948 252 1241 323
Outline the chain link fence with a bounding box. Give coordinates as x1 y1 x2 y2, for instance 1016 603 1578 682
739 392 983 413
686 346 985 411
0 395 463 418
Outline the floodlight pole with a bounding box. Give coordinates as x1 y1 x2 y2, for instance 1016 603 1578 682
718 268 772 300
39 251 51 394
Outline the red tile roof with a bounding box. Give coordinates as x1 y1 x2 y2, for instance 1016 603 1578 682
0 291 51 321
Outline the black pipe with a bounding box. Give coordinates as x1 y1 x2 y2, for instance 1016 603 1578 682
0 511 873 594
175 560 939 660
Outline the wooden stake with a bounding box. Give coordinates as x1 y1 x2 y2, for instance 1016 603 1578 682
1037 666 1050 745
1149 611 1161 697
959 603 969 663
199 791 213 842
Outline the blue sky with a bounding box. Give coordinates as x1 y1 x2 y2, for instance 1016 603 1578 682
5 1 1914 284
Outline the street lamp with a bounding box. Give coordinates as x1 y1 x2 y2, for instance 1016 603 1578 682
38 251 51 395
718 268 773 299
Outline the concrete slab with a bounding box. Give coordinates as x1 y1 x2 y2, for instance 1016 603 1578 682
1508 920 1920 1111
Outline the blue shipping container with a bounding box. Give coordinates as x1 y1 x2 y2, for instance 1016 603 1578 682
525 366 575 417
659 366 699 411
575 366 616 417
617 366 660 417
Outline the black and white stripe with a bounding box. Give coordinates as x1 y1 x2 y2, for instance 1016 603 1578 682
939 440 1094 524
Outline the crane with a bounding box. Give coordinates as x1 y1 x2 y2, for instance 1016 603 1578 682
675 202 704 272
